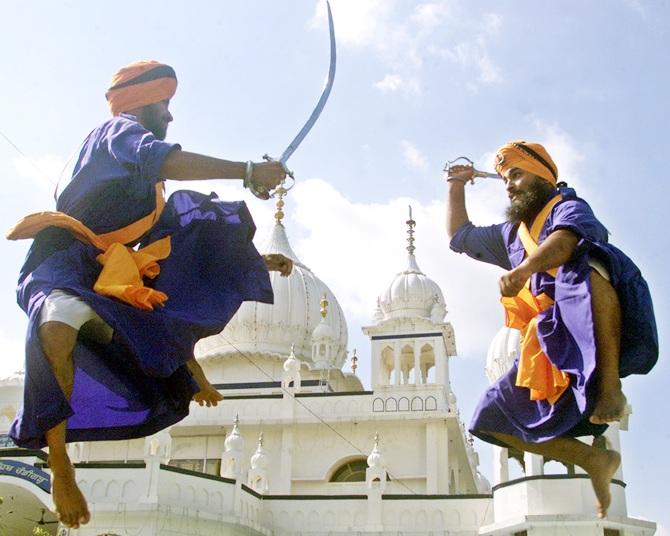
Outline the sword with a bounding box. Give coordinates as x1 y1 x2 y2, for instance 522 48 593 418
443 156 502 183
251 0 336 199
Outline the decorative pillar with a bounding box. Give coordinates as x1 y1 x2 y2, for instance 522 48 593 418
414 340 421 385
393 341 401 385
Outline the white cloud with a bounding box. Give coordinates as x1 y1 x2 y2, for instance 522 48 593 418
278 178 509 358
310 0 392 47
401 140 429 170
0 328 25 378
528 120 586 187
312 0 503 94
374 73 404 93
622 0 648 17
12 153 71 192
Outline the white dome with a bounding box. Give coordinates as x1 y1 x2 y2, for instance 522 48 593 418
378 253 446 321
367 438 386 469
196 221 348 368
485 327 521 384
225 418 244 453
250 434 269 470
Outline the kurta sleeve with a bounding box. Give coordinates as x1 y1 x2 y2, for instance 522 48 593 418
450 221 512 270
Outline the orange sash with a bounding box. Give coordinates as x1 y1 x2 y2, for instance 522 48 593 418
501 195 570 404
6 183 170 310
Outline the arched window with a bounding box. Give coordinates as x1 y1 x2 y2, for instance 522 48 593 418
329 458 368 482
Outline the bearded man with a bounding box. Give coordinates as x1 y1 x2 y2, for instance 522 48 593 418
446 140 657 518
7 60 292 528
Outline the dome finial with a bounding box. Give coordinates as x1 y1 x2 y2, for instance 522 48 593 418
274 181 287 226
320 293 329 319
406 205 416 256
351 349 358 374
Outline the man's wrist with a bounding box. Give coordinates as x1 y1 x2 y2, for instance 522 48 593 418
243 160 254 188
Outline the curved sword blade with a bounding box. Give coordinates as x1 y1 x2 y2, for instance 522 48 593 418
279 1 336 165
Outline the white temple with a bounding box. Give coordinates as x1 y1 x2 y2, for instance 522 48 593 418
0 189 656 535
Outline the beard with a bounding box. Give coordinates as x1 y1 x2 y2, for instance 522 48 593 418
505 179 556 225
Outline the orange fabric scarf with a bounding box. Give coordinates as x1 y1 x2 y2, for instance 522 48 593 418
6 183 170 310
501 195 570 404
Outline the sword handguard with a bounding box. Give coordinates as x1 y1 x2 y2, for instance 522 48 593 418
444 156 501 183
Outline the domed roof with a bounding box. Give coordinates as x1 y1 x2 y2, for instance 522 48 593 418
367 433 386 469
250 433 269 470
485 326 521 384
195 193 348 369
224 416 244 453
377 210 446 322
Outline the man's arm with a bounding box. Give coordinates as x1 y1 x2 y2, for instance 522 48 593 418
445 165 474 237
159 150 286 192
499 229 579 296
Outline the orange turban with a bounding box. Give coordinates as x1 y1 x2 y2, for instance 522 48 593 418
105 60 177 116
494 140 558 186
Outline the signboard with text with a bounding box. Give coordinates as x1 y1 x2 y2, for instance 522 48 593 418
0 459 50 492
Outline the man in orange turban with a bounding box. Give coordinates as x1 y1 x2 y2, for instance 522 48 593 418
445 140 657 518
7 60 293 528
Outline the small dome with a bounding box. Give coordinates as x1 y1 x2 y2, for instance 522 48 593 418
196 215 348 369
250 433 269 470
379 254 446 321
485 327 521 384
224 416 244 453
367 434 386 468
283 346 301 374
376 209 447 322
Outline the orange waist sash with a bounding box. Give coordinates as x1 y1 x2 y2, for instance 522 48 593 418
503 194 569 405
6 183 170 310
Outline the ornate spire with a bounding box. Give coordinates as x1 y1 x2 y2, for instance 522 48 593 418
320 294 329 319
351 349 358 374
406 205 416 256
274 181 287 226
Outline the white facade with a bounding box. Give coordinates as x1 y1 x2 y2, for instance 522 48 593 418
0 203 656 536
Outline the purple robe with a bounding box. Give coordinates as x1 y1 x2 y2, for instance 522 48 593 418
450 188 657 444
10 114 273 449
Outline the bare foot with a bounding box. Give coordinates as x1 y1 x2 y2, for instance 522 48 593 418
193 383 224 407
586 448 621 518
51 465 91 528
589 389 628 424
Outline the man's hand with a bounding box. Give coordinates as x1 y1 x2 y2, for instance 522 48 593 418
252 162 287 192
499 264 532 297
445 164 475 183
264 253 293 277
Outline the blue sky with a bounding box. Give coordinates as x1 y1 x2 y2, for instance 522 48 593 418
1 0 668 530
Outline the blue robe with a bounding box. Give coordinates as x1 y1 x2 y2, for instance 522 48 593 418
10 114 273 449
450 188 657 444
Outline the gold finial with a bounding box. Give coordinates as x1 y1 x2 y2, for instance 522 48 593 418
274 181 287 225
258 431 264 446
406 205 416 256
351 349 358 373
320 293 329 319
374 432 379 447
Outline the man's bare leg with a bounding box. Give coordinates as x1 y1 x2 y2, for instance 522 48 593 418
39 321 91 529
589 271 627 424
490 431 620 518
187 357 224 407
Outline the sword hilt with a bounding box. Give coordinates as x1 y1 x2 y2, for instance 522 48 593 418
262 154 295 197
444 156 501 183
